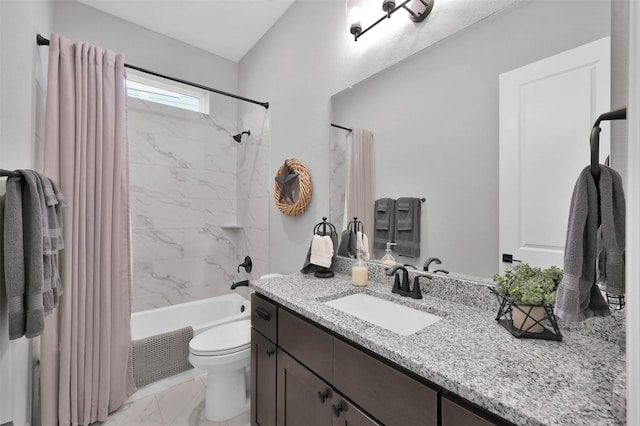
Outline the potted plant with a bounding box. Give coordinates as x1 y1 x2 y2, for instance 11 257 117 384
492 264 563 333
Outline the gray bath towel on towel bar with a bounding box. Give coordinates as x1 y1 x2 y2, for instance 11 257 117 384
373 198 396 257
394 197 421 258
132 326 194 387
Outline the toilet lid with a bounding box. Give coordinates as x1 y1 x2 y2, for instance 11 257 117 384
189 320 251 356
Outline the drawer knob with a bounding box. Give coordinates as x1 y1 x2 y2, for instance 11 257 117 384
255 308 271 321
265 348 275 357
317 389 329 403
332 401 344 417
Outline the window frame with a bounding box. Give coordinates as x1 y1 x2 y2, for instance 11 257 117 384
125 70 210 114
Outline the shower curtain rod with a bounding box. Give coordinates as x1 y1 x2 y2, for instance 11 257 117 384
331 123 352 132
36 34 270 110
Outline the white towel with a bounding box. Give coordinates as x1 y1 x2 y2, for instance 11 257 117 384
310 235 334 268
356 231 370 261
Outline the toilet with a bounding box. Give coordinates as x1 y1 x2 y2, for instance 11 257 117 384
188 319 252 421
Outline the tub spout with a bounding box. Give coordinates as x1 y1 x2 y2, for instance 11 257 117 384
230 280 249 290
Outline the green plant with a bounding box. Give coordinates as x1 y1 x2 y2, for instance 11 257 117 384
493 264 563 306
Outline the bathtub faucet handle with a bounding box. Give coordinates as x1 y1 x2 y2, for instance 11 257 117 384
238 256 253 273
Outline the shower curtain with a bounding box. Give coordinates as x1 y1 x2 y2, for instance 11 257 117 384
344 128 375 255
40 33 136 425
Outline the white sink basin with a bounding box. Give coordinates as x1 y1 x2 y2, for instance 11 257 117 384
324 293 441 336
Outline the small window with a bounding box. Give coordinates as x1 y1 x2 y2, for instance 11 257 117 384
126 71 209 114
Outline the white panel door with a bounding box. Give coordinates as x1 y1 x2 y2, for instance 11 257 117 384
499 37 610 273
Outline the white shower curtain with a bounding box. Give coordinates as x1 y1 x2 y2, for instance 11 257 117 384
344 128 375 255
40 33 136 425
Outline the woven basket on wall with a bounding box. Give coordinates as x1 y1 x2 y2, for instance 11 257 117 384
274 158 312 216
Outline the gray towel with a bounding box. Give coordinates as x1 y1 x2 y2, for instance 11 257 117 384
599 167 625 296
18 170 46 338
555 166 624 322
4 176 27 339
394 197 421 258
31 171 65 314
337 229 356 258
0 195 6 315
373 198 396 257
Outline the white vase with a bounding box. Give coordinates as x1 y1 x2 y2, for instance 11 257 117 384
511 305 546 333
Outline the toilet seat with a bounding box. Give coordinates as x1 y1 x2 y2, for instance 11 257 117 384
189 320 251 356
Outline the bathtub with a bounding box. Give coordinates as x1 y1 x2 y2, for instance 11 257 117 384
127 293 251 401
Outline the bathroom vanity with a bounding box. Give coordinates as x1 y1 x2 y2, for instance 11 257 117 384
249 268 625 426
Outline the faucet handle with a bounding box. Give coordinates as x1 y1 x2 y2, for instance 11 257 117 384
392 274 403 294
411 275 432 299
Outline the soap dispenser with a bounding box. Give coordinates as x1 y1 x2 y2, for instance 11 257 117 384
351 249 368 287
381 242 397 266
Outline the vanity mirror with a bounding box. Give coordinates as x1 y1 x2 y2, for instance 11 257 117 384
330 0 616 279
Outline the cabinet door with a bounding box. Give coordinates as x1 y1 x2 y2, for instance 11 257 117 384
251 329 277 426
333 339 438 426
331 394 380 426
277 350 333 426
441 395 504 426
278 309 333 382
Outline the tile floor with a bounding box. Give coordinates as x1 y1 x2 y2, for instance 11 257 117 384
96 374 250 426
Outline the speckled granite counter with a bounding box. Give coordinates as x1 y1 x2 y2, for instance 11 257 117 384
250 266 625 426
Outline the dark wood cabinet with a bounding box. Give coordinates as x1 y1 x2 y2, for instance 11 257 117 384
251 328 277 426
333 338 437 426
330 394 379 426
441 395 505 426
276 350 335 426
278 309 334 382
251 293 509 426
276 349 379 426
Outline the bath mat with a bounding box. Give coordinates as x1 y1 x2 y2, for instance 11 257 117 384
131 326 194 388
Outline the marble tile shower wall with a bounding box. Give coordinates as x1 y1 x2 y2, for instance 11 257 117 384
236 107 271 281
128 99 240 312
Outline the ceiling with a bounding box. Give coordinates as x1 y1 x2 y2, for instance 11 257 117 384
75 0 297 62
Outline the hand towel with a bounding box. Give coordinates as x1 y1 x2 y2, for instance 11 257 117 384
394 197 421 258
374 198 395 257
301 226 338 273
598 166 625 296
555 165 623 322
356 231 370 261
310 235 334 268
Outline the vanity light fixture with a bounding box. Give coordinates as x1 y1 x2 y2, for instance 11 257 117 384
346 0 434 41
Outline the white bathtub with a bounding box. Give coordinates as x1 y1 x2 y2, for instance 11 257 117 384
127 293 251 401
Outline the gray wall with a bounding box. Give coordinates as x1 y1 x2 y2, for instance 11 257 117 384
611 0 629 181
331 0 610 278
0 2 54 424
238 0 523 275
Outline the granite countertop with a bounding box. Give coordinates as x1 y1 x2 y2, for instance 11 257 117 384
249 265 625 426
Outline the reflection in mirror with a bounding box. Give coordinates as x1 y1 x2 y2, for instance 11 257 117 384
330 0 612 279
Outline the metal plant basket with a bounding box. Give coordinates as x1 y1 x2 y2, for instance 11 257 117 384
489 287 562 342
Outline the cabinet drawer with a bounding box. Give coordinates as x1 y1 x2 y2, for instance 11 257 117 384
252 293 278 342
278 309 334 382
333 339 437 426
441 395 504 426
